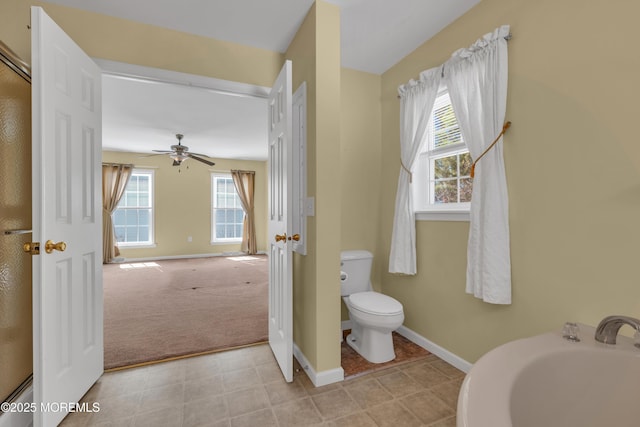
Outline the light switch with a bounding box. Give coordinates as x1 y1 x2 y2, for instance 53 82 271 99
305 197 315 216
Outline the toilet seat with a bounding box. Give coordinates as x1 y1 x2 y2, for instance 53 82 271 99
349 291 403 316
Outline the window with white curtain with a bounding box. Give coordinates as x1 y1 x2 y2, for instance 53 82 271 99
211 173 244 243
413 86 472 221
113 169 155 246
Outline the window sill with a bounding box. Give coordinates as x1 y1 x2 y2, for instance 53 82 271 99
416 210 470 222
210 241 242 246
117 243 157 249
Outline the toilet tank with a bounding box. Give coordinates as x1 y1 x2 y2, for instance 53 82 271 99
340 250 373 296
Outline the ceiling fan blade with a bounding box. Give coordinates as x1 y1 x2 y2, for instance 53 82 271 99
139 153 169 158
188 152 212 158
152 149 173 153
187 153 215 166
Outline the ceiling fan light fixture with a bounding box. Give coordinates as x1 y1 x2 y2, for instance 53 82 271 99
169 152 188 162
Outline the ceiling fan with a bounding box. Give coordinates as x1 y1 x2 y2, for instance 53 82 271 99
153 134 215 167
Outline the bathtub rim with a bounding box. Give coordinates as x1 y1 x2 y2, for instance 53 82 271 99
456 323 639 427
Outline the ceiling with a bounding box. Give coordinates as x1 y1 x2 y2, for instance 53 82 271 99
46 0 480 161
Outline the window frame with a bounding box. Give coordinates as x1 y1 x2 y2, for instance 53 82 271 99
112 168 156 248
413 86 471 222
210 173 244 244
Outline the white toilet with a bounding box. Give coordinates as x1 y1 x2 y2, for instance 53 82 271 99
341 250 404 363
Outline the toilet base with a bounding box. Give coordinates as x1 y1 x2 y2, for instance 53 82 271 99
345 329 396 364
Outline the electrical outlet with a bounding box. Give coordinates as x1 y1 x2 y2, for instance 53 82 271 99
187 236 192 242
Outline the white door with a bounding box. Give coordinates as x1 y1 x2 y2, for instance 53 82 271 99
31 7 103 426
268 60 293 382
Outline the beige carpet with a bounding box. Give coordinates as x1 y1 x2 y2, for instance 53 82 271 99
103 255 268 370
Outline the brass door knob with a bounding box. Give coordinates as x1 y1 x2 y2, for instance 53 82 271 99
45 240 67 254
288 234 300 241
275 233 287 242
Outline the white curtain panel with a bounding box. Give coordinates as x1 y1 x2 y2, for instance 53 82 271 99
389 67 441 275
444 25 511 304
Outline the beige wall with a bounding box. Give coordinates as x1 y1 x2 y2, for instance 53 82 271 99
340 68 382 320
0 0 283 87
286 1 342 372
102 151 267 259
379 0 640 363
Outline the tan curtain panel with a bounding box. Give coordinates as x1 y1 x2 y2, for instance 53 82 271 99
231 170 257 255
102 163 133 263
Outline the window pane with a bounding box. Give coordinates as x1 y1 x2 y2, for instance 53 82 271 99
139 209 149 226
127 176 139 192
126 209 138 224
433 103 462 148
124 226 137 242
434 180 457 204
138 193 149 207
138 227 149 242
113 209 125 225
113 171 154 244
137 176 149 191
125 192 137 206
460 178 473 202
434 155 457 179
212 174 243 241
114 226 125 242
235 225 242 237
216 224 225 239
460 152 472 177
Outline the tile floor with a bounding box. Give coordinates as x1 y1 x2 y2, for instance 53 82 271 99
61 343 464 427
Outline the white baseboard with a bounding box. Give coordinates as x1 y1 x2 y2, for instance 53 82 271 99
396 325 472 373
343 320 472 373
293 343 344 387
117 251 266 263
0 384 33 427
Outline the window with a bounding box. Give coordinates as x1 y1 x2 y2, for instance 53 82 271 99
413 87 472 220
113 169 154 246
211 174 244 243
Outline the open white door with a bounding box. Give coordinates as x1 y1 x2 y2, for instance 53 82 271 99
31 7 103 426
268 60 293 382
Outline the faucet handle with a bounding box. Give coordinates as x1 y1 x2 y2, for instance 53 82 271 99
562 322 580 342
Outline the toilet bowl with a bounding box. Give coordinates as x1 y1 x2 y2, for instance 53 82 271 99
341 251 405 363
344 292 404 363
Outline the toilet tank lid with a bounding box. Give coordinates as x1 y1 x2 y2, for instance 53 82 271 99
341 250 373 261
349 292 403 315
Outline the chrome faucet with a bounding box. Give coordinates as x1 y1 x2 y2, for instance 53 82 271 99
594 315 640 345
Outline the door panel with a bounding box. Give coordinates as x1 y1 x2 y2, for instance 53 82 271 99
268 60 293 382
31 7 103 426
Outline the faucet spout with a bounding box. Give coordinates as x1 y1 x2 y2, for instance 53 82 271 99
594 315 640 345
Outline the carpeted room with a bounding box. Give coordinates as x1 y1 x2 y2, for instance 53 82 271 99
103 255 269 370
101 147 271 370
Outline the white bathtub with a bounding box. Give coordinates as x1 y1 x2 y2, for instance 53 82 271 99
457 324 640 427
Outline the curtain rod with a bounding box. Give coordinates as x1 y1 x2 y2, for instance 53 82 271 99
102 162 134 167
397 33 512 99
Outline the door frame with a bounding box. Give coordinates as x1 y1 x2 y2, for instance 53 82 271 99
96 59 270 100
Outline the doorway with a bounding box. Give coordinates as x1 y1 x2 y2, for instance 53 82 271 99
99 60 272 369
